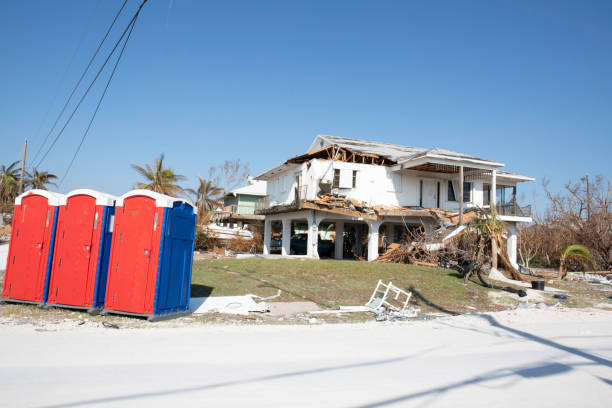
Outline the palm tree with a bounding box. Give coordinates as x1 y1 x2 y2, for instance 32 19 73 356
0 160 21 206
26 168 58 190
186 176 223 224
131 154 187 198
559 244 593 279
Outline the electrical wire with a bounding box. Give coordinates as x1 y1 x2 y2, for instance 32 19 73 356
35 1 147 169
31 0 129 166
59 12 141 187
29 0 102 167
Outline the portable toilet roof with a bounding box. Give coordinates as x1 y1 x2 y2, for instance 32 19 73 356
59 189 116 206
115 189 197 213
2 189 65 305
46 189 117 311
15 189 63 206
103 189 196 320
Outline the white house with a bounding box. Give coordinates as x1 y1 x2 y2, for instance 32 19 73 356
255 135 534 265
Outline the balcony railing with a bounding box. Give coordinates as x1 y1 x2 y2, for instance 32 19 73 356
254 197 270 211
495 203 532 218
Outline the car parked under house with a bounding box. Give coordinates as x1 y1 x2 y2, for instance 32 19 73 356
254 135 534 265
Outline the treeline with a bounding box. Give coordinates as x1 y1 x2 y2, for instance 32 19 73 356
519 175 611 272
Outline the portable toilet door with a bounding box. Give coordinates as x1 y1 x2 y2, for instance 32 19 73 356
46 189 116 312
1 190 63 305
102 190 196 320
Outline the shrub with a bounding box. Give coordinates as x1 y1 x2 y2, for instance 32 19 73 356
194 228 217 251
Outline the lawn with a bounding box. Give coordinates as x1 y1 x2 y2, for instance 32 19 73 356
191 258 499 314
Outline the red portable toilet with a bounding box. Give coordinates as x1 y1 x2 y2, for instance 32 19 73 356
46 189 116 312
102 190 196 320
1 190 64 305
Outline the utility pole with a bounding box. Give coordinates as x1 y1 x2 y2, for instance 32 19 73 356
18 139 27 194
585 173 591 221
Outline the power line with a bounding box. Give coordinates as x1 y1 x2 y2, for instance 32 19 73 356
35 1 145 169
31 0 129 166
29 0 102 167
59 12 141 187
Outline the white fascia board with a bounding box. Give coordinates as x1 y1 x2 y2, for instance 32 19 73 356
15 189 64 206
497 174 536 182
61 189 117 206
499 215 533 223
254 163 300 181
116 189 196 214
393 155 504 172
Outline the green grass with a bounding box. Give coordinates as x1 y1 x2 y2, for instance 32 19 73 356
191 258 498 314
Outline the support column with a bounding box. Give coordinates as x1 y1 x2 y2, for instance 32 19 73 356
491 169 498 270
263 219 272 255
281 218 291 256
367 220 383 262
507 223 518 269
306 212 320 259
334 221 344 260
459 165 464 225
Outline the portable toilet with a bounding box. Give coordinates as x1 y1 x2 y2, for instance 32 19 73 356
1 190 64 305
46 189 116 312
102 190 196 320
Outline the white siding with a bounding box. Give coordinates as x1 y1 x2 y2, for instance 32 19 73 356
264 159 488 210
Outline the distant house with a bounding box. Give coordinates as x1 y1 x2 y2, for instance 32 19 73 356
254 135 534 265
207 178 267 241
222 177 267 215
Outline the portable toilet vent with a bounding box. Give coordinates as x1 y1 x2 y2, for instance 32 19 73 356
1 190 64 305
102 190 196 320
46 189 116 312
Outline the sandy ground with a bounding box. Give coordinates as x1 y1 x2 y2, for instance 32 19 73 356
0 308 611 408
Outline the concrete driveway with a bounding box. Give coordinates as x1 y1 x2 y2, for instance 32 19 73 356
1 309 611 407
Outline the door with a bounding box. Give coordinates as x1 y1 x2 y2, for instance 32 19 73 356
421 179 438 208
107 197 157 314
3 195 50 301
48 195 97 306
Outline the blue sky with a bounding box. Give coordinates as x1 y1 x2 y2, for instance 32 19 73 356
1 0 610 213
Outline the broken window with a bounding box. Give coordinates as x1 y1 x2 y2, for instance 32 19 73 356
352 170 358 188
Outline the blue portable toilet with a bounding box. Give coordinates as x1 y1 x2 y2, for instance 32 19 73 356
102 190 196 320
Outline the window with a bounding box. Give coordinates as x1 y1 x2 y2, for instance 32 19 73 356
352 170 358 188
334 169 353 188
483 183 491 205
333 169 340 188
448 181 471 202
392 173 402 193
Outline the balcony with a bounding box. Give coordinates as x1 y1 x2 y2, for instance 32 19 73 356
495 203 532 218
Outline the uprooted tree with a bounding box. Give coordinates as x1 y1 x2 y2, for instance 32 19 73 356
376 207 525 284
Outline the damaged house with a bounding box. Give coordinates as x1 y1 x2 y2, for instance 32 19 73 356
254 135 533 264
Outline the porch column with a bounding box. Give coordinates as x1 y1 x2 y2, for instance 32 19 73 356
507 222 518 269
263 218 272 255
491 169 498 270
281 218 291 256
459 166 464 225
307 212 320 259
334 221 344 260
367 220 383 262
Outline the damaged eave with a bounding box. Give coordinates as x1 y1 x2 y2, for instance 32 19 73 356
286 144 396 166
